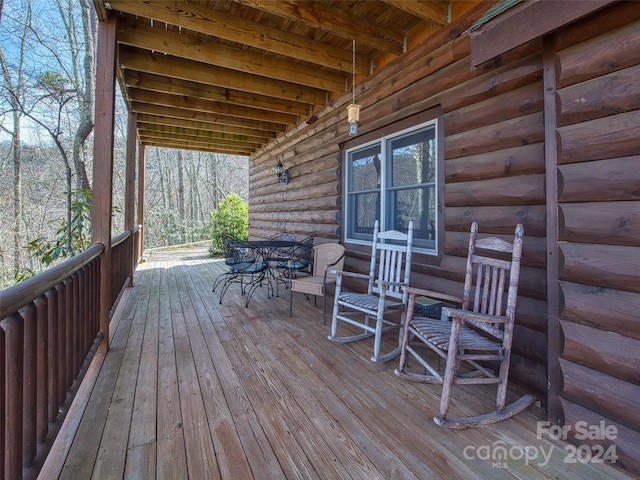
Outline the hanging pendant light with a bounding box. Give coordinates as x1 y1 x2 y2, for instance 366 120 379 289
347 39 360 136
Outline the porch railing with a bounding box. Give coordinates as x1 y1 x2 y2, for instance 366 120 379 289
0 226 140 480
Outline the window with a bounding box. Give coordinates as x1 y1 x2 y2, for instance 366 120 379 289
345 119 440 253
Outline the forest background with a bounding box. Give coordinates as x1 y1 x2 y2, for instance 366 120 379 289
0 0 250 287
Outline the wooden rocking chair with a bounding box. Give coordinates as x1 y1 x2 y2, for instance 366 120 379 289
328 220 413 363
394 222 535 428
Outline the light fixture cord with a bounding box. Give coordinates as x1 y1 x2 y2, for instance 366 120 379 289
352 39 356 105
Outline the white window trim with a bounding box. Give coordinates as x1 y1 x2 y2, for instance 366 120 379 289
344 118 441 256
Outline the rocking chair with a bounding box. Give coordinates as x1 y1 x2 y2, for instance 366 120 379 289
394 222 535 428
328 220 413 363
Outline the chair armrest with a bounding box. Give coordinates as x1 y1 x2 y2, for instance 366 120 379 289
403 286 463 305
442 307 508 324
330 270 369 281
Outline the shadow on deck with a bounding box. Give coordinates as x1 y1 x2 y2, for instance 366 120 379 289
39 245 632 479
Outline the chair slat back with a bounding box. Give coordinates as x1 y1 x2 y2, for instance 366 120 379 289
462 222 524 342
369 220 414 301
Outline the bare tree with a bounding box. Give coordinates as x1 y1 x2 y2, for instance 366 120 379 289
0 0 32 273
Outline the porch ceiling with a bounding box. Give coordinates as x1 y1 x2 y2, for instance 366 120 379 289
95 0 482 156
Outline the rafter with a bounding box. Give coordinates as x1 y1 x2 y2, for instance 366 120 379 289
107 0 370 77
119 47 327 106
129 89 298 126
117 20 346 92
124 71 311 117
131 102 288 133
141 139 253 156
137 123 266 146
137 128 264 150
136 113 274 142
233 0 405 55
382 0 449 25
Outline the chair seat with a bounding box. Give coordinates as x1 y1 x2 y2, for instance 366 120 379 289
278 259 310 270
410 317 504 354
338 292 403 311
291 275 327 295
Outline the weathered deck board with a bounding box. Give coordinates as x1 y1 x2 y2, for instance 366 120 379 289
39 246 635 480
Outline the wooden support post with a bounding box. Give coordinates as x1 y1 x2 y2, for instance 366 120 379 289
543 35 561 425
125 111 137 285
137 144 146 259
91 16 117 353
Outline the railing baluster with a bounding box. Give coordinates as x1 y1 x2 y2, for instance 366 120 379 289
22 304 37 466
1 324 6 480
46 288 59 423
5 313 24 480
35 295 49 443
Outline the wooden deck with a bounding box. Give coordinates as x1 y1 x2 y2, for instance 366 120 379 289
39 245 633 480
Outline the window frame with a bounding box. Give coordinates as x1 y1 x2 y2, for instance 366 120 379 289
343 114 444 256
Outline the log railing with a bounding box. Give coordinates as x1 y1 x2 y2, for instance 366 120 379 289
0 227 140 479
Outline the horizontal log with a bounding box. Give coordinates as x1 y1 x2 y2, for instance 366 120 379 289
561 319 640 385
558 156 640 202
250 209 339 225
560 358 640 430
554 1 640 51
250 183 340 207
250 195 339 214
560 280 640 340
249 222 338 239
513 324 546 365
509 354 546 396
557 109 640 164
560 398 640 477
446 205 546 236
250 144 340 181
557 64 640 127
560 201 640 246
250 155 339 189
445 81 543 136
445 111 544 159
250 164 339 193
556 19 640 89
440 50 542 113
445 173 545 207
559 242 640 293
445 231 546 268
445 142 544 184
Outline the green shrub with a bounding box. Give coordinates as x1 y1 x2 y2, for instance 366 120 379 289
209 193 248 256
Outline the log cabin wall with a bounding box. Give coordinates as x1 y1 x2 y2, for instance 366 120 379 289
550 4 640 474
248 3 639 475
250 12 549 393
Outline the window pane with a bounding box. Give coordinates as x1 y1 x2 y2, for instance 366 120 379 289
348 191 379 239
385 186 436 248
349 144 381 192
390 128 436 187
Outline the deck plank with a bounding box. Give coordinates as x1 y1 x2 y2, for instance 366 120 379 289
41 246 636 480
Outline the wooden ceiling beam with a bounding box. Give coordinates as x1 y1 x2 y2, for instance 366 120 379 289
233 0 405 55
132 102 288 133
119 47 326 105
124 71 311 117
129 88 297 125
381 0 449 26
137 123 265 146
138 128 264 149
117 20 346 92
141 139 253 156
136 113 274 141
140 134 255 152
107 0 370 76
